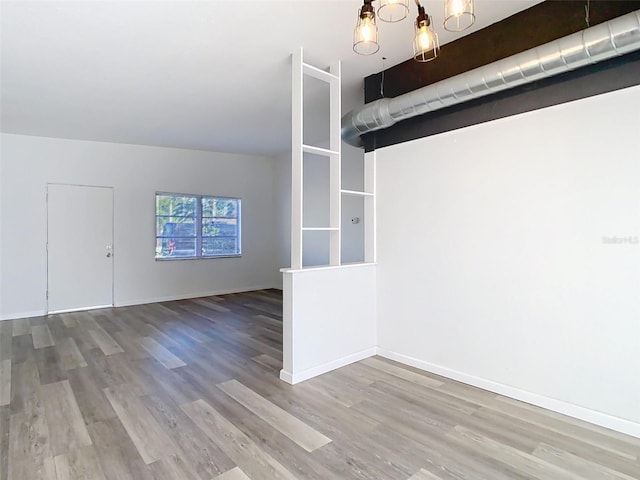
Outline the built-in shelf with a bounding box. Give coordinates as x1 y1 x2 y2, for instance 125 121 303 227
302 144 339 157
302 62 339 83
341 189 374 197
280 262 377 274
302 227 339 231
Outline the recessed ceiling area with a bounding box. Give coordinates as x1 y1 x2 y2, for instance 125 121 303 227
0 0 543 155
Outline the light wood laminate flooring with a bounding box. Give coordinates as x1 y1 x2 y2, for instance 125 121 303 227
1 290 639 479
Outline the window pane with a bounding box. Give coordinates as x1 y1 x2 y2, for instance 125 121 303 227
156 219 196 238
156 237 196 258
202 218 237 237
202 197 238 218
156 194 197 218
202 237 239 256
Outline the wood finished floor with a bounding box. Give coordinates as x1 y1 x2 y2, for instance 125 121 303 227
1 289 639 480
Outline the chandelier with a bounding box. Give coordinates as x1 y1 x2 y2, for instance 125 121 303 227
353 0 476 62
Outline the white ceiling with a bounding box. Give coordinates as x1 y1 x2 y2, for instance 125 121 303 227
0 0 543 156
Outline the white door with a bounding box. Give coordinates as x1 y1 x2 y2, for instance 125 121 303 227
47 184 114 313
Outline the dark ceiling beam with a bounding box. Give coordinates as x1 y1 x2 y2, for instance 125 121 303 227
362 49 640 152
364 1 640 103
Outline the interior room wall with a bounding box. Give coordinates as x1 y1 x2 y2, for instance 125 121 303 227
274 150 292 277
376 85 640 435
0 133 280 320
341 144 365 264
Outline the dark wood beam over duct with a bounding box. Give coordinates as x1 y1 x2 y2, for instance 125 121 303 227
365 1 640 102
362 1 640 151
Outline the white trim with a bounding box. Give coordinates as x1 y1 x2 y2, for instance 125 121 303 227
291 48 303 270
301 62 339 82
0 285 279 321
279 370 294 384
48 304 112 315
301 227 339 231
279 347 376 385
0 310 46 321
376 348 640 440
341 189 374 197
302 144 339 157
280 262 376 274
115 285 279 308
364 150 376 263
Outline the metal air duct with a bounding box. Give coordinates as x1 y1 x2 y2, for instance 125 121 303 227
342 10 640 147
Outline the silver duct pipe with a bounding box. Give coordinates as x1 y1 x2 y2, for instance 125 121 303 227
342 10 640 147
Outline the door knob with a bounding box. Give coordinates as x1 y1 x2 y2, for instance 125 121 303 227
106 252 112 258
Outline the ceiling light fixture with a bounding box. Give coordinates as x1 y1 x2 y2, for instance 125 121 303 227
378 0 409 23
413 4 439 62
444 0 475 32
353 0 475 61
353 0 380 55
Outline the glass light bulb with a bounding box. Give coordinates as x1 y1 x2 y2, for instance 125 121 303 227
451 0 465 16
361 18 372 41
418 26 431 50
444 0 474 32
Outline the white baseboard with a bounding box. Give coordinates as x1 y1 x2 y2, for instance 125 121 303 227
280 347 377 385
279 369 294 384
0 310 46 321
48 304 113 315
376 348 640 440
115 285 280 308
0 285 280 321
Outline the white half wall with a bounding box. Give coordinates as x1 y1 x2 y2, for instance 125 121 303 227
376 85 640 437
281 263 376 384
0 133 280 319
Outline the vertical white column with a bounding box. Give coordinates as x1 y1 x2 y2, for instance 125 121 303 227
329 61 342 266
364 150 376 263
280 271 294 381
291 49 304 270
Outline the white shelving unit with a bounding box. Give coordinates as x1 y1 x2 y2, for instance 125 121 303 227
281 49 377 386
291 48 375 269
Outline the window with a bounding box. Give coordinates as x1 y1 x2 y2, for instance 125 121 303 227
155 193 241 259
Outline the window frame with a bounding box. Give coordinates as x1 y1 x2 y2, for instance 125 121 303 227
155 192 242 261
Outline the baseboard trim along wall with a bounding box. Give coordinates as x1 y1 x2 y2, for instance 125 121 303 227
0 285 280 322
376 348 640 440
0 310 48 322
115 285 281 309
280 347 377 385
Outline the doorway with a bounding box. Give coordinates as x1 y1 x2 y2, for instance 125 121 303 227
47 184 114 313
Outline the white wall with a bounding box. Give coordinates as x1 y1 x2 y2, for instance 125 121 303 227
376 85 640 436
274 150 292 275
0 133 280 319
341 144 365 264
281 263 377 384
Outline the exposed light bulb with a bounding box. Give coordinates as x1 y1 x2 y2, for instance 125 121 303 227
361 18 372 41
353 2 379 55
418 25 431 50
413 8 439 62
450 0 465 17
444 0 475 32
